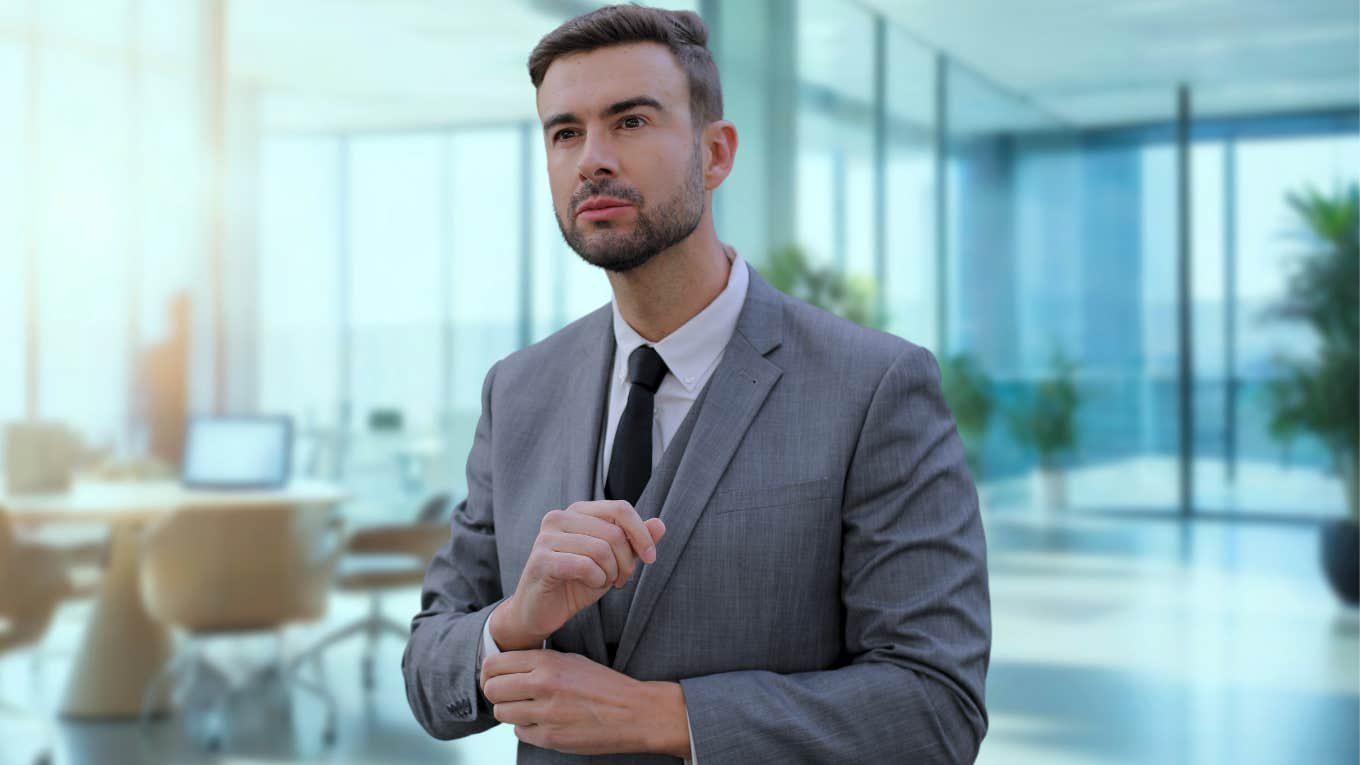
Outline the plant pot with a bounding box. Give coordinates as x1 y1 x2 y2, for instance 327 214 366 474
1034 467 1068 512
1320 519 1359 607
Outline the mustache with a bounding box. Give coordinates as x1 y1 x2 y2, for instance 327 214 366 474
570 180 643 215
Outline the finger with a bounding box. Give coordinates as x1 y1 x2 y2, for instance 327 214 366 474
543 530 620 587
543 549 609 589
644 517 665 545
483 672 538 704
495 700 543 726
482 648 548 682
571 500 656 564
541 509 638 586
548 513 638 586
514 723 544 747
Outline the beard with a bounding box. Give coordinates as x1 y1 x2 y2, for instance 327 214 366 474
555 145 705 273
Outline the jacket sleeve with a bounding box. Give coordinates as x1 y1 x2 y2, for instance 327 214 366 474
679 344 992 764
402 361 506 740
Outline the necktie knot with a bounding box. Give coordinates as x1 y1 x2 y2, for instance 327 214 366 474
627 345 668 394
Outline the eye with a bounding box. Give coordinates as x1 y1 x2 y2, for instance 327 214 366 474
553 128 579 142
619 115 646 129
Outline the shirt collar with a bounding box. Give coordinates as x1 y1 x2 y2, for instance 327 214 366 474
610 246 749 393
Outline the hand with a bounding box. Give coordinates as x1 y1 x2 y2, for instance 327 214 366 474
490 501 665 651
481 649 689 757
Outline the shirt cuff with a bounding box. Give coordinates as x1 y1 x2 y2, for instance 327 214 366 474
480 614 503 660
685 707 697 764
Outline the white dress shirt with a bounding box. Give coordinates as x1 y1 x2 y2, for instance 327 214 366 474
600 246 748 479
480 247 747 763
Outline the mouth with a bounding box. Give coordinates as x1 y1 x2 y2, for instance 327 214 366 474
575 197 635 222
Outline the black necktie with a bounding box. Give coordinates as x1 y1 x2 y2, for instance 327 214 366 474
605 345 669 506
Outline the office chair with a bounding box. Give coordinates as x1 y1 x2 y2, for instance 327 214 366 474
138 502 343 752
293 493 450 691
0 507 98 765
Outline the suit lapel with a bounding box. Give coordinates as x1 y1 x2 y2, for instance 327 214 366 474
555 305 613 665
612 266 785 673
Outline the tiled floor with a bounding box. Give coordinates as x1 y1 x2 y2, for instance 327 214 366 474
1 507 1355 764
980 511 1358 764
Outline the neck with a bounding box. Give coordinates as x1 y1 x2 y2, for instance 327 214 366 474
606 214 731 343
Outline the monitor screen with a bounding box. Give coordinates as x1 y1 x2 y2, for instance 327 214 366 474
180 416 293 490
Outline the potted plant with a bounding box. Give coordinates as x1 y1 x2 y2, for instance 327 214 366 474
1261 183 1358 606
1007 350 1080 511
939 352 994 480
763 245 882 329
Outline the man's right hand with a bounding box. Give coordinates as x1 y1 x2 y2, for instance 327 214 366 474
488 500 666 651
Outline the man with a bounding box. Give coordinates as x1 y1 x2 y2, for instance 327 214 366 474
403 5 990 763
133 291 191 468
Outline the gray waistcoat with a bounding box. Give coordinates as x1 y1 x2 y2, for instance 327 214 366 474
595 381 710 659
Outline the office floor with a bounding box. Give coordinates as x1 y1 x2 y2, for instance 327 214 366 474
980 511 1358 765
1 508 1355 765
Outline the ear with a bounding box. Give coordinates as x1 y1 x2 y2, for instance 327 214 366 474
700 120 738 191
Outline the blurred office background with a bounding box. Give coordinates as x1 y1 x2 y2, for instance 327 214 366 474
1 0 1357 763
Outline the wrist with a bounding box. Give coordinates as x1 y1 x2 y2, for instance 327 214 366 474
639 681 691 758
488 596 547 652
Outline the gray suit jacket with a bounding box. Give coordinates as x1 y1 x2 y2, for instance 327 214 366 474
403 265 991 763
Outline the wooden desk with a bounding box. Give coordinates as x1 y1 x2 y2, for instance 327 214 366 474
0 479 345 719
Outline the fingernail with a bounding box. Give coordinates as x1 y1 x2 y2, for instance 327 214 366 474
645 545 656 563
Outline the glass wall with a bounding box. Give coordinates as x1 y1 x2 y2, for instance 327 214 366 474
255 129 536 513
1192 123 1360 516
882 25 937 347
939 63 1184 512
796 0 876 275
2 0 202 457
793 0 938 347
0 33 26 427
257 136 343 439
942 71 1357 518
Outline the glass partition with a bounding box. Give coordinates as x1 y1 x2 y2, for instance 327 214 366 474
1193 127 1360 517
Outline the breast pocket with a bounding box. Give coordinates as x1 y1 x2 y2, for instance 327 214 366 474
680 475 845 669
708 476 838 515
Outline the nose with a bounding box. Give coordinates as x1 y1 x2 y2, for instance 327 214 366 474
575 131 619 182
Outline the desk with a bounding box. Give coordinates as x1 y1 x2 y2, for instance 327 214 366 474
0 479 345 719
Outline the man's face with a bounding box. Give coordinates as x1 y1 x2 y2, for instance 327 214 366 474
537 42 707 273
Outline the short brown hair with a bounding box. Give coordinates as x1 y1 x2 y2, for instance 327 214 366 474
528 4 723 128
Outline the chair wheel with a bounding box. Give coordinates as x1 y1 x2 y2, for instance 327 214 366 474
322 725 337 746
204 734 223 753
33 752 53 765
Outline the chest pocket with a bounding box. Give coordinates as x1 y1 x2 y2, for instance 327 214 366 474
707 476 838 515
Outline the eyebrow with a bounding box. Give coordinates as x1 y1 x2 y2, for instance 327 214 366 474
542 96 666 134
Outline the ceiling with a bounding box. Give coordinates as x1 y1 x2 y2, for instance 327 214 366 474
229 0 698 133
861 0 1359 126
229 0 566 133
229 0 1360 133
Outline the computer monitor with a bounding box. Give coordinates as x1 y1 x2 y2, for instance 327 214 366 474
180 415 293 490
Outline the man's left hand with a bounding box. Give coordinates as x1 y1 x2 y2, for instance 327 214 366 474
481 649 689 758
